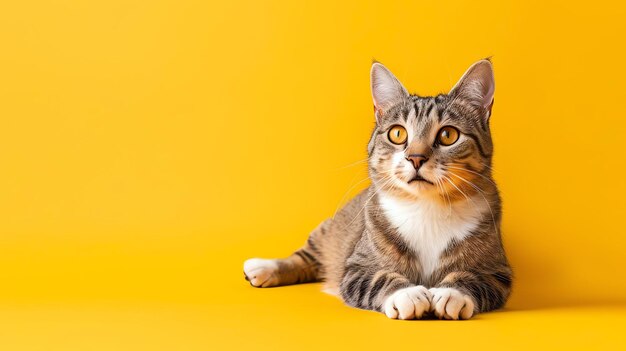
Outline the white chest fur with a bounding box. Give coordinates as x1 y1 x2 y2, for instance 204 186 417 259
379 194 485 280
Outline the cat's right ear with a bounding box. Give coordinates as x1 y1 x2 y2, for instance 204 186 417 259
370 63 408 123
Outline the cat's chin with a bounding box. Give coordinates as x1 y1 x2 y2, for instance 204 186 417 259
408 183 438 198
407 174 434 185
382 181 439 201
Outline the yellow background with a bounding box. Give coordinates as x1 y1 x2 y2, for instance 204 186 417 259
1 0 625 349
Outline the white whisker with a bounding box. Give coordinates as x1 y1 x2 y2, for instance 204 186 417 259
435 176 452 218
446 164 497 186
447 171 498 236
342 174 395 230
441 175 484 220
332 175 371 220
335 158 369 170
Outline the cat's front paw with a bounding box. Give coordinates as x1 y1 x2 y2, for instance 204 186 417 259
243 258 279 288
428 287 475 320
383 286 432 320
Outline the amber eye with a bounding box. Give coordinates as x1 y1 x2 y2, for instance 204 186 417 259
437 126 460 146
387 125 408 145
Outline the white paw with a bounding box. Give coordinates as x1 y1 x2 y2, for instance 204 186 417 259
243 258 279 288
383 286 432 320
429 287 475 320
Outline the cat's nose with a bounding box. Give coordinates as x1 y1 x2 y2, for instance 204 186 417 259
406 154 428 170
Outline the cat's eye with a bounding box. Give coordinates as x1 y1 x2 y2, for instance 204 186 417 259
387 125 408 145
437 126 460 146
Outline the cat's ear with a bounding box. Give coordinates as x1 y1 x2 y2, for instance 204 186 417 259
370 63 409 120
449 59 495 117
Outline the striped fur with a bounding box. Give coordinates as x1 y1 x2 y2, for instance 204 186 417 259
244 59 512 320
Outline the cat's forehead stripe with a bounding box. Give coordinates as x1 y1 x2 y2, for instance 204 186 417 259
405 97 437 139
425 102 434 119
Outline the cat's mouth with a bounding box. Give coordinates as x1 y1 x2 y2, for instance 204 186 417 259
408 174 434 185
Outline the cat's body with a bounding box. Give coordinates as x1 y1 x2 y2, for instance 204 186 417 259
244 59 512 320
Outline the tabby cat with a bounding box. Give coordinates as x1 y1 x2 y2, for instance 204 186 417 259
243 59 512 320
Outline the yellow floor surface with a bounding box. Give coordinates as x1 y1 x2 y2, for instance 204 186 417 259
2 278 624 350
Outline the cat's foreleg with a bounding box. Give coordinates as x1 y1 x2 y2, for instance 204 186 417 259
339 268 432 320
429 270 512 319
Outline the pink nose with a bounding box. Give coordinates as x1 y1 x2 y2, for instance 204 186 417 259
406 154 428 170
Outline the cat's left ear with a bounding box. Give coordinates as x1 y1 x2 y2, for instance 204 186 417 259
449 59 495 118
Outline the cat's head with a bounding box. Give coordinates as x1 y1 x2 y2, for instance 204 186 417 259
367 59 495 202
